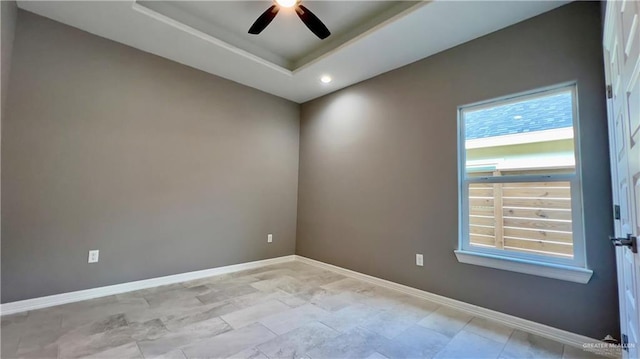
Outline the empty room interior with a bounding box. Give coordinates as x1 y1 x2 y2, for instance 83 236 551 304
1 0 639 358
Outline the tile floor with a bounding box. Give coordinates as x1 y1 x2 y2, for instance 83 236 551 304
1 261 607 359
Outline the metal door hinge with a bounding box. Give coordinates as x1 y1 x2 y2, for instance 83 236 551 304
614 205 621 220
611 234 638 253
607 85 613 99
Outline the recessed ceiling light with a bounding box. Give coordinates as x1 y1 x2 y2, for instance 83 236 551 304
275 0 297 8
320 75 332 84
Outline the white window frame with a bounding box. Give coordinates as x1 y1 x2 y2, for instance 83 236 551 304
455 82 593 284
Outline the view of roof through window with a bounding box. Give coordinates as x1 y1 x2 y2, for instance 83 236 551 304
462 87 576 175
464 91 573 140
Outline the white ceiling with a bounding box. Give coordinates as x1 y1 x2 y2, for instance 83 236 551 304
138 1 419 69
17 1 570 103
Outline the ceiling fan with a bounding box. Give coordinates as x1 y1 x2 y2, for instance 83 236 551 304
248 0 331 40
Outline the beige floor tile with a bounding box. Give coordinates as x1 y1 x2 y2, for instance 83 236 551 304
181 323 276 359
377 324 451 359
464 317 514 344
220 300 291 329
1 312 29 328
161 300 240 332
296 270 347 287
58 331 137 359
83 341 143 359
359 308 424 340
196 284 259 304
319 304 382 333
393 295 440 317
358 287 414 310
321 278 377 295
306 327 385 359
137 316 231 358
0 262 579 359
62 297 149 328
146 349 188 359
231 289 301 309
183 273 259 289
250 276 305 293
365 352 389 359
11 344 58 359
257 321 339 358
435 330 505 359
259 303 331 335
228 347 269 359
500 330 564 359
417 306 473 337
1 332 20 358
298 288 355 312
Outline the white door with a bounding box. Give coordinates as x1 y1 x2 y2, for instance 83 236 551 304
603 0 640 358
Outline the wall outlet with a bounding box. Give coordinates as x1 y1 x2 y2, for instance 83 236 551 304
88 250 99 263
416 253 424 267
267 234 273 243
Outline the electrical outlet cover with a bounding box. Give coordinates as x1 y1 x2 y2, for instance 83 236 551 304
88 250 99 263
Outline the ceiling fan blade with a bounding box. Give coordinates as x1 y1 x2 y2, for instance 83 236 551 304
249 5 279 35
295 5 330 40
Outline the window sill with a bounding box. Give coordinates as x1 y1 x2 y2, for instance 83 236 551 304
454 250 593 284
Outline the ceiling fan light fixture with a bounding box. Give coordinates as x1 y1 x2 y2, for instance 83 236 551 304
249 1 330 39
275 0 297 8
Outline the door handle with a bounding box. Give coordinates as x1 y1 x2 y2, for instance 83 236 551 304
610 234 638 253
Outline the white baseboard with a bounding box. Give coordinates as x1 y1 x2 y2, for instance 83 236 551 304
294 255 607 353
0 255 296 316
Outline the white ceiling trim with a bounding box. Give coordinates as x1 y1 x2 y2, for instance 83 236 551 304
17 0 571 103
131 1 294 76
292 1 429 74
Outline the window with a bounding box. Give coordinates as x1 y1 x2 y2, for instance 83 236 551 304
455 83 593 283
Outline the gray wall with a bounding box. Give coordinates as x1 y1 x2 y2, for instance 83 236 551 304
1 0 18 305
1 0 17 119
297 1 617 339
2 10 300 303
